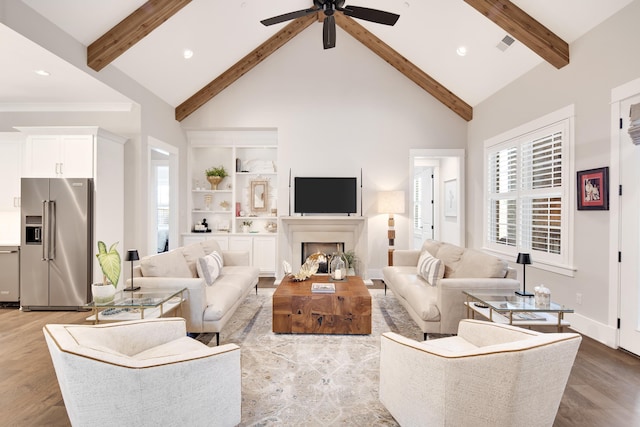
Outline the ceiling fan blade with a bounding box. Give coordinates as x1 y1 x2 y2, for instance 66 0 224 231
260 7 318 26
323 15 336 49
342 5 399 26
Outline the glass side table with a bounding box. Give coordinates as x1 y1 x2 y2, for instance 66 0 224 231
463 290 573 332
85 287 186 324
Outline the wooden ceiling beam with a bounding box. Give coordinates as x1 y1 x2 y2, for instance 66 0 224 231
464 0 569 69
175 14 316 122
335 14 473 122
88 0 191 71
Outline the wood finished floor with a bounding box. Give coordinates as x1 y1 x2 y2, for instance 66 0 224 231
1 282 639 426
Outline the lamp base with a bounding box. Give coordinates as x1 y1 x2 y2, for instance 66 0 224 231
123 286 140 292
515 290 534 297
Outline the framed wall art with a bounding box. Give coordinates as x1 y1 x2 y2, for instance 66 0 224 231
444 179 458 217
577 167 609 210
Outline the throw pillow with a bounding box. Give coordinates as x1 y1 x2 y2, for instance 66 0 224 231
210 250 224 269
196 254 220 286
417 251 444 286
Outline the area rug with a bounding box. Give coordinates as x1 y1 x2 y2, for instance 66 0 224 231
197 288 426 426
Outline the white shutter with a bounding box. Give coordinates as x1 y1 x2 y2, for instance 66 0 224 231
519 129 563 255
487 146 517 247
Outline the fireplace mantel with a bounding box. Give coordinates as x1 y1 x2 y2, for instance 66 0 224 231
277 216 368 282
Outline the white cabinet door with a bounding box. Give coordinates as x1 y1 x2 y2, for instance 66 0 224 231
253 236 276 275
60 135 93 177
0 136 22 211
24 135 60 177
24 135 93 178
229 236 252 253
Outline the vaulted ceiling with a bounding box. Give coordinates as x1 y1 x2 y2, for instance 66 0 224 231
3 0 634 122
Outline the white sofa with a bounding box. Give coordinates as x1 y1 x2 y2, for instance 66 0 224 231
44 318 241 427
382 240 519 338
127 239 259 344
380 319 582 427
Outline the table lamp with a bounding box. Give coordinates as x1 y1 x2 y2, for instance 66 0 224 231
515 252 533 296
124 249 140 291
378 191 405 266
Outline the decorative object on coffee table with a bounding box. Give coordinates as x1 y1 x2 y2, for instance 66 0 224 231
515 252 533 296
124 249 140 291
378 191 405 266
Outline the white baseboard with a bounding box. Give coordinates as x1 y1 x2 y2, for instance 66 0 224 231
566 312 618 349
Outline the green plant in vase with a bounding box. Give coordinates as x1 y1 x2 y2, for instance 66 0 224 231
344 250 358 276
205 166 228 190
93 241 121 304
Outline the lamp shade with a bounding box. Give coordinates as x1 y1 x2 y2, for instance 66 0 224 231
516 253 531 265
378 191 405 214
126 249 140 262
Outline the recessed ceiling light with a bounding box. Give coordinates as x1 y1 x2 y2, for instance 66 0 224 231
456 46 467 57
34 69 50 76
183 49 194 59
404 2 410 7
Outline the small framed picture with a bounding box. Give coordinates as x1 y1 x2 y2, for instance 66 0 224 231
577 167 609 210
444 179 457 217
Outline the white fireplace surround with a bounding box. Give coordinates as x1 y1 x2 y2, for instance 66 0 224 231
277 216 368 282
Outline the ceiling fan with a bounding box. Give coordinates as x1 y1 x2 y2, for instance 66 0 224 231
260 0 400 49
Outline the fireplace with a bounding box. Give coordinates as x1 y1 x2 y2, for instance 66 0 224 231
301 242 345 273
278 216 368 281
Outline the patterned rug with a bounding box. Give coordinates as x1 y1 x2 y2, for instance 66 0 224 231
197 288 425 426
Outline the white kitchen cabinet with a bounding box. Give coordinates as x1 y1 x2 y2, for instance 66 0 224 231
22 134 93 178
0 133 23 212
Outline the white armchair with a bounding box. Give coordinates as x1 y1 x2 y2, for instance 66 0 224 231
379 319 581 427
43 318 241 427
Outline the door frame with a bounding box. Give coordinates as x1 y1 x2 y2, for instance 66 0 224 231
147 137 179 255
409 149 465 247
611 77 640 353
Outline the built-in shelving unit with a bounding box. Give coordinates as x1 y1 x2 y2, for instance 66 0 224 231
184 130 278 276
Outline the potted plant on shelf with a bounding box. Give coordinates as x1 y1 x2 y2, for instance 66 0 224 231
205 165 228 190
92 241 121 305
241 220 253 233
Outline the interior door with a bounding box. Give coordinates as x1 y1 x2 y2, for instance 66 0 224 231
619 94 640 355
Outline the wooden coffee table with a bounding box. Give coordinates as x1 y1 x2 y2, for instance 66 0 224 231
273 275 371 334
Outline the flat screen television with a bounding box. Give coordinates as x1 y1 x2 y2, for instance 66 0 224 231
294 177 357 214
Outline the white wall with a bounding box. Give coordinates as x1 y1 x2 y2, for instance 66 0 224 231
467 1 640 346
181 24 468 276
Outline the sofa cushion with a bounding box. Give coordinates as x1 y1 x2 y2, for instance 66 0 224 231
203 284 245 321
433 243 465 278
196 254 221 286
140 249 191 278
417 251 444 286
449 248 508 279
211 251 224 268
200 239 223 256
400 280 440 322
181 243 206 278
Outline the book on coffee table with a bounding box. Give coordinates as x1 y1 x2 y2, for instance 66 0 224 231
311 282 336 293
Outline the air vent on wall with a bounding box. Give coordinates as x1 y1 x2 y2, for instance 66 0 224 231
497 35 515 52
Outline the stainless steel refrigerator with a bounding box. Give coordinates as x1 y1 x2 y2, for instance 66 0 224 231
20 178 93 310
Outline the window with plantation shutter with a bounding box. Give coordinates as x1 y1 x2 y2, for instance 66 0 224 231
484 107 574 271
